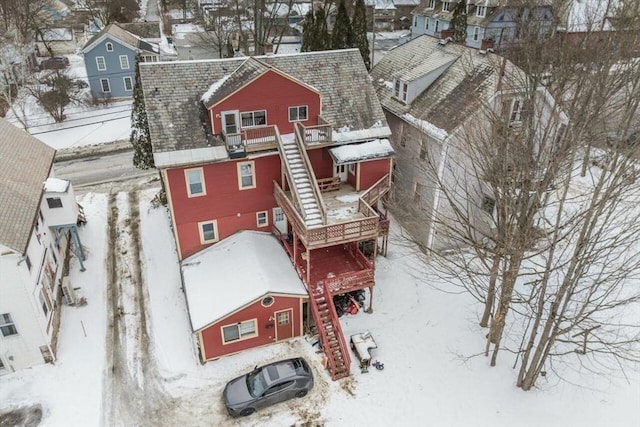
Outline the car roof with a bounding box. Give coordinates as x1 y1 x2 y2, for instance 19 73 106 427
262 358 307 385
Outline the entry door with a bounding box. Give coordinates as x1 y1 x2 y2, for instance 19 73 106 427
273 207 287 235
334 163 347 182
275 309 293 340
221 110 239 134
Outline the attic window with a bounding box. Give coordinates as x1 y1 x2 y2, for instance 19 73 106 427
476 6 487 17
393 79 408 102
428 0 435 9
106 42 113 52
442 2 450 12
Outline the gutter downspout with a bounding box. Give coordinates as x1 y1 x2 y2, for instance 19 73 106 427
425 137 450 252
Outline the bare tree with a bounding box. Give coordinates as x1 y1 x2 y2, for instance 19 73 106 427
28 71 88 122
384 0 640 389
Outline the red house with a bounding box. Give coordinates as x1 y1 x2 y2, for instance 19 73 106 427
140 50 394 380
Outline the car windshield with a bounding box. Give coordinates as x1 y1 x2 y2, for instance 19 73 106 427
246 369 268 397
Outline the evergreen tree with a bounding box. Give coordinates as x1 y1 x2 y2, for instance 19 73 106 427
331 0 354 49
352 0 371 70
130 54 154 169
450 0 468 43
311 8 330 51
301 10 315 52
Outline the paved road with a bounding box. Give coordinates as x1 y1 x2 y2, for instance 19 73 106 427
53 149 158 189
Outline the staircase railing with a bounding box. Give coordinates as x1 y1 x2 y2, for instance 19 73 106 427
360 173 391 207
293 122 327 224
275 127 305 217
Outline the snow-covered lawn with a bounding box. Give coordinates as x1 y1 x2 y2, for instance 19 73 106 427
1 186 638 426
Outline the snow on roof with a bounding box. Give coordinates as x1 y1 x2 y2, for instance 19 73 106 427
332 121 392 144
402 113 449 140
181 231 307 331
44 177 70 193
329 139 394 164
201 74 231 103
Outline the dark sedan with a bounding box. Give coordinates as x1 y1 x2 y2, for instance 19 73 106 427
223 357 314 417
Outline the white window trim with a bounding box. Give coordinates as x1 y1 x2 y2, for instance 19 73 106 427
198 220 218 244
240 110 267 128
123 76 133 91
221 319 258 344
100 78 111 93
106 42 113 51
474 27 480 41
477 6 486 17
119 55 130 70
428 0 435 9
237 161 256 190
442 2 449 12
425 18 429 30
185 167 206 197
0 313 18 337
288 105 308 122
96 56 106 71
256 211 269 227
508 99 525 125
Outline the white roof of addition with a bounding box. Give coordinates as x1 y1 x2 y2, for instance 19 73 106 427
181 231 307 331
44 177 70 193
329 139 395 164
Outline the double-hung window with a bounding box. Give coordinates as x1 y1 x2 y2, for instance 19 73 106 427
237 161 256 189
119 55 130 70
0 313 18 337
393 79 408 102
101 78 111 93
199 220 218 243
96 56 106 71
240 110 266 128
442 2 450 12
185 168 205 197
256 211 268 227
222 319 257 343
508 99 527 125
477 6 487 17
123 76 133 91
428 0 435 9
288 106 308 122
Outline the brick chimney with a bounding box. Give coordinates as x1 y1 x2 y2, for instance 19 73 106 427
480 38 494 50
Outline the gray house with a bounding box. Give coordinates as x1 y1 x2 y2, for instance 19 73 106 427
81 23 168 100
411 0 554 50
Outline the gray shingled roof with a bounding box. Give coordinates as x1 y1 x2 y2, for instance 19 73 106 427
203 57 269 109
82 23 158 54
371 35 526 133
139 49 388 153
119 22 161 39
0 119 54 253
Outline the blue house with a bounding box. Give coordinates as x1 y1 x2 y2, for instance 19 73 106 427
81 23 165 100
411 0 554 50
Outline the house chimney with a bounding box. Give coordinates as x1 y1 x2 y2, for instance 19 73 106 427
441 29 454 40
481 38 494 51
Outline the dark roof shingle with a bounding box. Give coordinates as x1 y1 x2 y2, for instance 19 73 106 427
0 119 55 253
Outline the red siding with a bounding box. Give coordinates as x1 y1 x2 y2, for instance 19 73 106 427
307 147 334 180
200 294 304 361
211 70 321 136
167 155 283 259
360 158 392 190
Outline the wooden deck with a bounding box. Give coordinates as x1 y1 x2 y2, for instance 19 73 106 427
277 237 374 294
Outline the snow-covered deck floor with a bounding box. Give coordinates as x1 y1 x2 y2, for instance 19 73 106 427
284 183 369 224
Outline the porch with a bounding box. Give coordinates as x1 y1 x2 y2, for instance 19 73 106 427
278 236 375 295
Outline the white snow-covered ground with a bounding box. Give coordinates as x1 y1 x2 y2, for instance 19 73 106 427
0 184 638 426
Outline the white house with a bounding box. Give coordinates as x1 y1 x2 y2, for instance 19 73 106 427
371 35 568 251
0 118 85 373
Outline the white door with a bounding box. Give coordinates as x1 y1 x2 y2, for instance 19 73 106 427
221 110 239 134
334 163 348 182
273 207 287 235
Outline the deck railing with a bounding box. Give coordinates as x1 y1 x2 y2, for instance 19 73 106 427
324 269 375 294
295 122 333 146
222 125 278 155
360 173 391 206
317 176 341 192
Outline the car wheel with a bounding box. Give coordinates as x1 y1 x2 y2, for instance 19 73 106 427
296 390 308 398
240 408 255 417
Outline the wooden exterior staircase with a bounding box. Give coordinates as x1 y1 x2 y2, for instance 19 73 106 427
309 281 351 380
276 127 326 228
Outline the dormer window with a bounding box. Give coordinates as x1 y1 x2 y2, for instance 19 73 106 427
477 6 487 17
106 42 113 52
428 0 435 9
442 2 450 12
393 79 408 103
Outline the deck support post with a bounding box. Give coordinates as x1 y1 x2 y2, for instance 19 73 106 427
365 285 374 313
